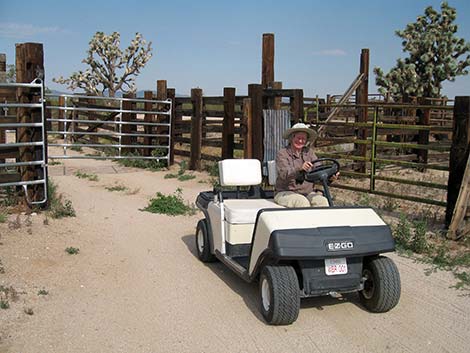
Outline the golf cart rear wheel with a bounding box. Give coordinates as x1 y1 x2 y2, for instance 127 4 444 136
359 256 401 313
195 219 216 263
259 265 300 325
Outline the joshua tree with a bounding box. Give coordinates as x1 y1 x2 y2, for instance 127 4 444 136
374 2 470 100
54 32 152 97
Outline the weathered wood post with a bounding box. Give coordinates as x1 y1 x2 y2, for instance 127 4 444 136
156 80 168 146
262 33 275 88
0 53 6 153
190 88 203 171
291 89 304 123
417 97 430 166
248 84 264 162
446 96 470 227
58 95 65 139
16 43 46 204
143 90 153 156
243 98 253 159
355 48 369 173
222 87 235 159
121 92 134 154
167 88 176 165
272 81 282 110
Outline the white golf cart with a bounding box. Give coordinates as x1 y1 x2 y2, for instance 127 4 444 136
195 158 400 325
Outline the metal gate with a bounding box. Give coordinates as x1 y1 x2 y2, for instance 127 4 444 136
46 94 172 163
0 79 48 205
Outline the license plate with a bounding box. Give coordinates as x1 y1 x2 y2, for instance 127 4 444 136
325 258 348 276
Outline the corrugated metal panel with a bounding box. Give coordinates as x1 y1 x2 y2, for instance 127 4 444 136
263 109 291 174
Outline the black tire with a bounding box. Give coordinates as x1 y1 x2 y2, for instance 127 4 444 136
259 265 300 325
359 256 401 313
195 219 217 263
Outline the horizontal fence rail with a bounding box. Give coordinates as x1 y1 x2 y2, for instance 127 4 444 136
46 94 172 163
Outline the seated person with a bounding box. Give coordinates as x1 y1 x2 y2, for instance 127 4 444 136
274 123 337 208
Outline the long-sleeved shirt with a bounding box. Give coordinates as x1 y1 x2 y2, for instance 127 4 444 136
275 146 319 196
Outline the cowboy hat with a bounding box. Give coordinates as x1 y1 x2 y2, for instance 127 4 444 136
282 123 317 142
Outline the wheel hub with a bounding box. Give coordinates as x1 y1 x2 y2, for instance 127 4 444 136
261 278 271 312
362 269 375 299
197 229 204 254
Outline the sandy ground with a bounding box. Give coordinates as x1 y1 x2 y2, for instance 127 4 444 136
0 155 469 353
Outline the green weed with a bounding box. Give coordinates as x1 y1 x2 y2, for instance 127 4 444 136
48 159 62 166
0 211 7 223
48 180 76 219
0 187 18 207
105 185 128 192
69 146 83 152
116 150 166 171
65 247 80 255
0 300 9 309
165 161 196 181
37 289 49 296
74 171 99 181
142 188 196 216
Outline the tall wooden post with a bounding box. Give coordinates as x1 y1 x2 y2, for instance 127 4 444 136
291 89 304 123
0 53 6 149
156 80 168 148
222 87 235 159
446 96 470 226
417 97 430 165
190 88 203 171
262 33 275 88
16 43 46 204
272 81 282 110
248 84 264 162
143 90 153 156
121 92 134 154
243 98 253 159
355 48 369 173
167 88 176 165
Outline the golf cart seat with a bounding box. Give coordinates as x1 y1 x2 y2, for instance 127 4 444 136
218 159 283 245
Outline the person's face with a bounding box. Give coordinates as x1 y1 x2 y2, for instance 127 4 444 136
292 132 308 150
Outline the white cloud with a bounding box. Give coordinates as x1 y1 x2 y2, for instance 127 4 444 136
0 23 60 39
313 49 347 56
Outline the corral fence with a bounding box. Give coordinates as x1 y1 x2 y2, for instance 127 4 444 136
46 93 172 162
0 79 48 205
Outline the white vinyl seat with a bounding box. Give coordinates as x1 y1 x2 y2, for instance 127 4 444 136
224 199 283 224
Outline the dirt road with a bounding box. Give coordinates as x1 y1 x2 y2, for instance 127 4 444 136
0 158 469 353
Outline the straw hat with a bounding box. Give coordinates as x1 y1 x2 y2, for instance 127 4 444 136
282 123 317 142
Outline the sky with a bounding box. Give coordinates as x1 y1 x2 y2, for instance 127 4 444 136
1 0 469 98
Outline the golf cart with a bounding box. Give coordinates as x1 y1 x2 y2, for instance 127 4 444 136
195 158 400 325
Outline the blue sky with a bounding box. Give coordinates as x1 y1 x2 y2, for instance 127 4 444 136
1 0 469 98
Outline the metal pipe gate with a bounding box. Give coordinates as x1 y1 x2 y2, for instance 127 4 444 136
0 79 48 205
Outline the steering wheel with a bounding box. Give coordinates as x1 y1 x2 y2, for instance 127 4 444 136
304 158 340 184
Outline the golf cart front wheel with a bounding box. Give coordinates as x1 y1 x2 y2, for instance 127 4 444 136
359 256 401 313
259 265 300 325
195 219 216 263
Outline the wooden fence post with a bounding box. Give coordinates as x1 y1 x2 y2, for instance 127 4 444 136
143 90 153 156
417 97 430 165
272 81 282 110
243 98 253 159
446 96 470 226
190 88 203 171
16 43 46 204
121 92 135 155
355 48 369 173
156 80 168 148
291 89 304 122
222 87 235 159
58 95 65 139
248 84 264 162
0 53 6 153
167 88 176 165
262 33 275 88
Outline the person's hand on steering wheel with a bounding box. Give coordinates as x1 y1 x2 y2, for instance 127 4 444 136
301 161 313 172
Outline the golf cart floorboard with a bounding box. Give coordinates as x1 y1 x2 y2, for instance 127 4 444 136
232 256 249 269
